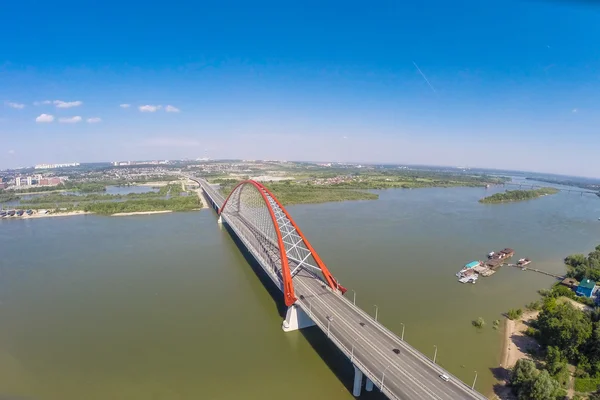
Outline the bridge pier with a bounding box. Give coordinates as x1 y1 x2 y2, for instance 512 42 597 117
281 304 315 332
365 378 373 392
353 365 363 397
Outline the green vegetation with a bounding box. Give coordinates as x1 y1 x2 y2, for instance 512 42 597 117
511 359 562 399
10 183 199 215
507 308 523 320
565 245 600 281
0 193 18 202
574 377 600 392
82 196 199 215
526 300 543 311
213 169 509 205
472 317 485 328
219 180 378 205
479 187 559 204
506 245 600 397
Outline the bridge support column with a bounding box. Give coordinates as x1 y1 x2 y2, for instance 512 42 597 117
282 304 315 332
365 378 373 392
353 365 363 397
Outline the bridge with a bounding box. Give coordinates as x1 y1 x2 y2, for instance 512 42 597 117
188 176 488 400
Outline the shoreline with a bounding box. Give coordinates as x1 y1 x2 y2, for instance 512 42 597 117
111 210 173 216
495 310 540 399
501 310 539 369
1 210 92 220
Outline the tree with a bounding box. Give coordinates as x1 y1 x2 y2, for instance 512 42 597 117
508 308 523 320
536 302 592 361
565 254 587 268
527 370 560 400
545 346 566 376
511 359 538 390
472 317 485 328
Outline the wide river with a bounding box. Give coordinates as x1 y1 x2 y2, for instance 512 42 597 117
1 181 600 399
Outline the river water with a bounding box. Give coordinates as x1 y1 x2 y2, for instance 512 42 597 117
1 182 599 399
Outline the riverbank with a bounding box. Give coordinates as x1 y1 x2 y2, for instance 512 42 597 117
493 311 540 399
111 210 173 216
1 210 93 220
501 310 539 369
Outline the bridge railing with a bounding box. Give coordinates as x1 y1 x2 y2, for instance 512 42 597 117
298 295 402 400
299 274 485 398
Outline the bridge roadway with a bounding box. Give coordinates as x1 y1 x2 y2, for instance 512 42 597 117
188 177 487 400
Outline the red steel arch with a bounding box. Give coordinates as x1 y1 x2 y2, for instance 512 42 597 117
218 180 346 307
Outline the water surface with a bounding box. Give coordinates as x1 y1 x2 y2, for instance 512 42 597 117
1 183 599 399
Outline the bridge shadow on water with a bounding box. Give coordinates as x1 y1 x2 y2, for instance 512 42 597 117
223 223 387 399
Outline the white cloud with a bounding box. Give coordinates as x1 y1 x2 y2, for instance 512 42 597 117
120 104 131 108
58 116 82 124
5 101 25 109
165 105 180 113
139 104 162 112
35 114 55 123
33 100 52 106
54 100 83 108
8 149 15 154
87 117 102 123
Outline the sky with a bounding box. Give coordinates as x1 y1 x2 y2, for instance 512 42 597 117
1 0 599 177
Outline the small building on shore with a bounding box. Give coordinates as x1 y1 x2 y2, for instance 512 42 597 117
576 279 596 298
561 278 578 289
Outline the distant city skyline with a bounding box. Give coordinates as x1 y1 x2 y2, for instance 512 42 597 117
1 1 599 177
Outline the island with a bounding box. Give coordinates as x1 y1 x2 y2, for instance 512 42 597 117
479 187 559 204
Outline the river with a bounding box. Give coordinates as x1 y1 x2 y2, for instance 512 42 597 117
1 182 599 399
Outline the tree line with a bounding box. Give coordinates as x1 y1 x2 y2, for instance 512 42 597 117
479 187 559 203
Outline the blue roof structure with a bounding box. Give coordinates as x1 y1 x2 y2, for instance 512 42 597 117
576 279 596 298
465 261 479 269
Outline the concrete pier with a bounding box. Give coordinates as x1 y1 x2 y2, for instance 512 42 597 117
365 378 374 392
282 304 315 332
353 365 363 397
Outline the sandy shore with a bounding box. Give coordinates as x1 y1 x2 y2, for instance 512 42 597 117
2 210 92 220
492 311 540 399
195 189 210 209
111 210 173 216
501 310 540 369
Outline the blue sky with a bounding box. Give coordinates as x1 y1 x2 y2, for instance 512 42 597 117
1 1 599 177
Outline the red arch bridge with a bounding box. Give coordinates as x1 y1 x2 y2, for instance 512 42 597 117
188 176 487 400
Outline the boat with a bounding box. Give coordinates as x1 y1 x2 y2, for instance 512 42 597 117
459 275 478 284
517 258 531 267
488 251 495 258
16 210 24 216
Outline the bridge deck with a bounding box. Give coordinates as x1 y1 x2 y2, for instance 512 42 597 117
191 177 486 400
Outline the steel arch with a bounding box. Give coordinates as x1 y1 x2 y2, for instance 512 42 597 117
219 180 346 307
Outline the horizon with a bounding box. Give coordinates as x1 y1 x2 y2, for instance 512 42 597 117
3 157 600 182
2 1 600 177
